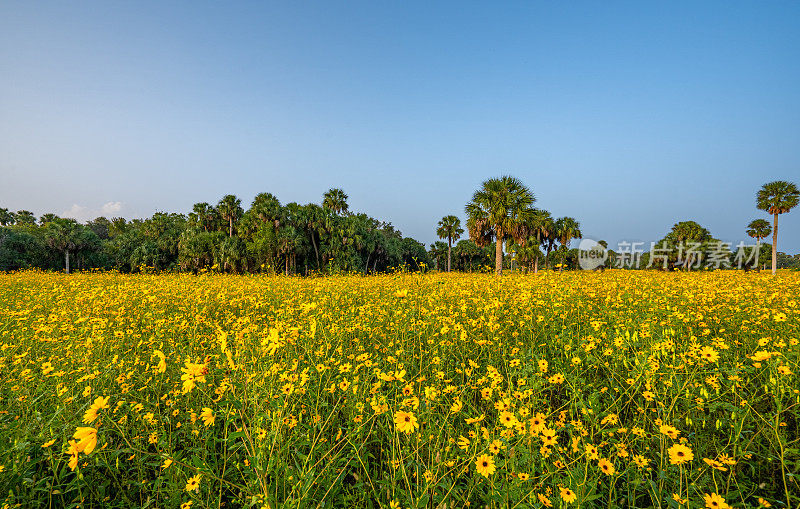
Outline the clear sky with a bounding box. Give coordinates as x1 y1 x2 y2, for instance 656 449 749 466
2 1 799 252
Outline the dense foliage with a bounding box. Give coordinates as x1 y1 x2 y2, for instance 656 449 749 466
0 190 431 275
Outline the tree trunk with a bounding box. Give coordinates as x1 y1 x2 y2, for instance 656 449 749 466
365 251 371 274
310 231 320 269
285 254 289 276
447 238 452 272
559 249 565 273
495 235 503 276
772 213 778 275
534 255 539 274
229 218 234 238
65 251 70 274
756 239 761 273
545 244 552 271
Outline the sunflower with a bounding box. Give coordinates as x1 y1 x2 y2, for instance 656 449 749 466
185 474 201 493
668 443 694 465
699 346 719 363
200 407 215 427
499 411 518 428
393 410 418 434
598 458 615 475
72 427 98 455
659 424 680 440
541 428 558 446
703 458 727 471
703 492 729 509
559 487 577 503
475 454 495 478
537 493 552 507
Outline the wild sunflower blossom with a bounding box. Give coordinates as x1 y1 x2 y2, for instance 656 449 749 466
475 454 495 478
180 361 208 394
393 410 418 434
200 407 215 427
703 492 729 509
668 443 694 465
185 474 201 493
560 487 577 503
82 396 110 424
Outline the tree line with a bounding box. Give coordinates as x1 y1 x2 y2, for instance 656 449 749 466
1 179 797 274
0 190 432 274
430 177 799 274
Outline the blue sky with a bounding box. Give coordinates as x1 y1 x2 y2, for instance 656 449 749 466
1 1 799 252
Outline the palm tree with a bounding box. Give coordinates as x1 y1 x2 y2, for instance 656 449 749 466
746 219 771 272
191 202 218 232
0 208 14 226
217 195 243 238
250 193 282 227
668 221 711 271
554 217 582 272
14 210 36 225
39 213 59 225
516 208 551 273
465 176 535 275
436 215 463 272
44 218 83 273
757 181 800 275
322 188 349 215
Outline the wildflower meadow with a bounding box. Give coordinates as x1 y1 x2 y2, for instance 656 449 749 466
0 270 798 508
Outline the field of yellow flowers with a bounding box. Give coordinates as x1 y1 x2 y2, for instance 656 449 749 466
0 270 798 508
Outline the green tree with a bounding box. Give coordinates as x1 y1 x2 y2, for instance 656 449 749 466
465 176 535 275
0 229 46 271
15 210 36 225
44 218 83 273
217 195 243 238
39 213 59 225
323 188 349 215
190 202 220 233
665 221 711 270
428 241 449 271
436 215 463 272
757 180 800 275
86 217 112 240
554 217 582 272
0 208 15 226
514 208 552 273
746 219 772 272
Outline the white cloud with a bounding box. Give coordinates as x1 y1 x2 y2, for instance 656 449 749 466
61 201 123 222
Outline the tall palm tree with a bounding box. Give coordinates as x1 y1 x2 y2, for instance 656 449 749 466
14 210 36 225
0 208 14 226
554 217 582 272
250 193 282 228
44 218 83 273
191 202 218 232
757 181 800 275
517 208 551 273
465 176 535 275
217 195 243 238
746 219 771 272
436 215 463 272
322 188 349 215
